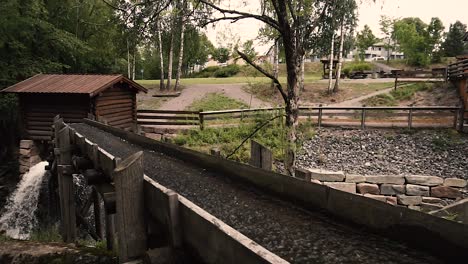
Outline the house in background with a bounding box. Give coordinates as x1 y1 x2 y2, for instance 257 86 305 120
346 41 405 61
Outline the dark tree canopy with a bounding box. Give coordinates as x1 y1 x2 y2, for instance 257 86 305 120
442 21 468 57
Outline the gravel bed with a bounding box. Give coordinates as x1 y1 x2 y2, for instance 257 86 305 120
71 123 443 264
298 128 468 179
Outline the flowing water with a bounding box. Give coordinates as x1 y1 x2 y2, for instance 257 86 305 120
0 161 48 239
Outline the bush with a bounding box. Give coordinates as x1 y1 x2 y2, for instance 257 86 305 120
213 64 241 78
343 62 373 75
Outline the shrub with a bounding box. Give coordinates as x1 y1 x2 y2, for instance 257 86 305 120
213 64 241 78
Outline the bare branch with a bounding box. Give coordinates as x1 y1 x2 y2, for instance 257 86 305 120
235 49 287 102
197 0 280 31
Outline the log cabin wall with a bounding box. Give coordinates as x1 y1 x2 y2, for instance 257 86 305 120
21 94 90 140
94 83 136 130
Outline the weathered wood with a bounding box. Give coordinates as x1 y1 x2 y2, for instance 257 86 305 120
408 108 413 129
57 125 77 243
102 192 116 214
250 140 272 171
113 151 147 262
136 115 199 121
105 214 116 251
96 98 133 107
295 168 311 181
137 121 198 126
361 108 366 129
210 148 221 156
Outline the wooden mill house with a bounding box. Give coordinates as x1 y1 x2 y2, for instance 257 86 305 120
2 74 147 141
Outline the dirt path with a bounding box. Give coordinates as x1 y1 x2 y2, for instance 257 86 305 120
158 84 271 110
371 61 398 72
330 87 394 107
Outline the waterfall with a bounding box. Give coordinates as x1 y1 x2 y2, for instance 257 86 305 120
0 161 48 240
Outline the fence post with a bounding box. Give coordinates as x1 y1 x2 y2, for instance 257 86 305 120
408 107 413 129
114 151 147 262
250 140 272 171
294 168 311 181
57 125 77 243
394 75 398 90
361 107 366 130
199 110 204 130
453 108 459 129
318 104 323 128
459 104 465 131
92 187 103 240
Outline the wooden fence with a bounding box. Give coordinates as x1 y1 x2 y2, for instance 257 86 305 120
137 106 461 131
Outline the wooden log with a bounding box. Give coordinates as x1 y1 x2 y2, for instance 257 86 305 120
57 126 77 243
295 168 311 181
105 214 115 251
98 106 133 116
96 98 133 107
102 110 134 119
113 151 147 261
97 102 133 112
110 118 134 126
97 94 133 101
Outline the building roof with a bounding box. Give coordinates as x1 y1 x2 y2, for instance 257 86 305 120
2 74 147 97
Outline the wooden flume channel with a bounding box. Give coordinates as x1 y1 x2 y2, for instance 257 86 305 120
48 117 468 263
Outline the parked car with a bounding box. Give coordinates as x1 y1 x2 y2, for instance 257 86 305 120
373 56 386 61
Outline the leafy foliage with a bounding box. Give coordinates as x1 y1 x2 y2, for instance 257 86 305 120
355 25 377 61
212 47 230 63
441 21 468 57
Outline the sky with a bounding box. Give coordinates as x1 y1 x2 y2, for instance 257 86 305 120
203 0 468 54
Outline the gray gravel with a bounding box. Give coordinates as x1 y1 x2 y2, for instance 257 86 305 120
71 123 444 264
298 128 468 179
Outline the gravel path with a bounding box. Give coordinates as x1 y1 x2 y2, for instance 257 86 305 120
71 123 444 264
298 128 468 179
158 84 270 110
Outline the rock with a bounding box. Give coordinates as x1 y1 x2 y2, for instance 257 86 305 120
20 140 34 149
386 196 397 205
295 168 311 181
422 197 443 204
431 186 462 199
309 169 345 182
380 184 406 195
443 178 467 188
146 133 162 141
357 183 380 195
406 184 430 196
420 202 443 212
405 175 443 187
397 195 422 206
365 175 405 185
408 205 421 211
311 179 322 185
363 194 387 202
345 174 366 183
324 182 356 193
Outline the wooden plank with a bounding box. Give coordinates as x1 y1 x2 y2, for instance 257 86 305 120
114 151 146 262
26 130 53 136
101 110 134 119
97 94 133 101
98 106 133 115
97 103 133 112
250 140 272 171
109 117 134 126
105 114 133 123
136 115 199 121
98 147 116 178
96 98 133 107
137 121 198 126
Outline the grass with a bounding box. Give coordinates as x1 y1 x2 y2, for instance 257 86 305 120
173 113 316 163
137 96 168 110
245 81 394 105
362 83 433 106
383 58 457 70
187 93 248 111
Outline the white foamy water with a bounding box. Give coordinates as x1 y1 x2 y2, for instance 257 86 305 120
0 161 48 239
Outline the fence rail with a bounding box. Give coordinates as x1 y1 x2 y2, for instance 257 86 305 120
447 59 468 79
137 105 461 131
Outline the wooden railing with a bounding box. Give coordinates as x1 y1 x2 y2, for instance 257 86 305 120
447 59 468 80
137 106 461 130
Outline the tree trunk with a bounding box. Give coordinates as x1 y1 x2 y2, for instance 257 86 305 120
300 54 305 92
271 40 279 90
333 23 345 93
127 38 131 78
157 23 165 91
132 51 136 81
166 13 176 90
174 15 186 90
328 33 335 94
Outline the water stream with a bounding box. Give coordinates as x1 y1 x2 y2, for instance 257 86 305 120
0 161 48 239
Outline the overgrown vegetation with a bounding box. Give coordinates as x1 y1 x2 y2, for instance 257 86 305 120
173 113 315 163
30 225 62 243
431 129 462 151
0 93 18 160
190 65 241 78
362 83 433 106
187 93 248 111
342 61 373 76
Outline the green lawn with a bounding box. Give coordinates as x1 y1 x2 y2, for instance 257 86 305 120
136 75 322 88
187 93 248 111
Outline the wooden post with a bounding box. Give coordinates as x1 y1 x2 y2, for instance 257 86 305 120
57 126 77 243
459 104 465 131
394 75 398 90
318 104 323 128
408 107 413 129
92 188 103 240
294 168 311 181
167 191 182 249
210 148 221 156
199 110 204 130
361 107 366 130
105 213 116 251
250 140 272 171
114 151 147 262
453 108 459 129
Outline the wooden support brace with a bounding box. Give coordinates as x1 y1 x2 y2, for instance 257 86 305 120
114 151 147 262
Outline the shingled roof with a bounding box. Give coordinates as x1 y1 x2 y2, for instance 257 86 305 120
2 74 147 97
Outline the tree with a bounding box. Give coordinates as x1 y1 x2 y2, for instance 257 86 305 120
393 17 444 66
379 15 396 62
240 40 257 62
442 21 468 57
212 47 230 63
196 0 336 175
355 25 377 61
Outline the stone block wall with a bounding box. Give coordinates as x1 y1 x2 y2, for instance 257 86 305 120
298 168 468 212
19 140 41 177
